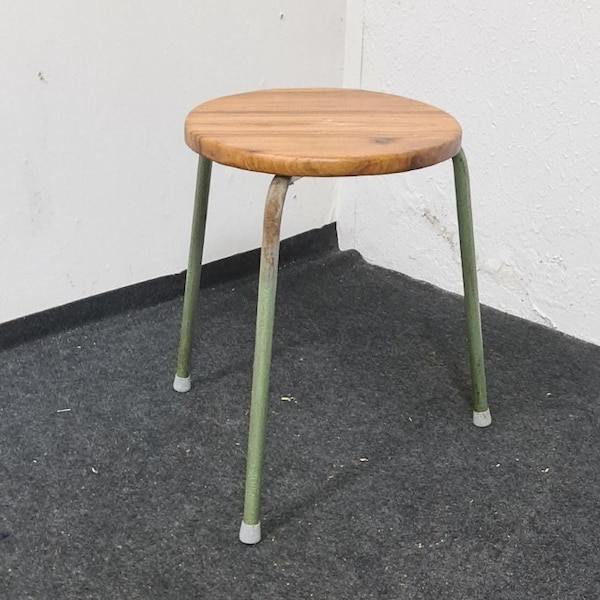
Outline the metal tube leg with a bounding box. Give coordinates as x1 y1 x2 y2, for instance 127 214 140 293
452 149 491 427
239 175 292 544
173 156 213 393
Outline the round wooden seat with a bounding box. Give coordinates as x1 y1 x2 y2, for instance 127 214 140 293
185 88 462 177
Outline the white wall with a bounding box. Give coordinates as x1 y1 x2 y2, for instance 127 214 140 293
338 1 600 344
0 1 346 324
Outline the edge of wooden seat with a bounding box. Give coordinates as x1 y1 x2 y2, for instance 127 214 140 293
185 89 462 177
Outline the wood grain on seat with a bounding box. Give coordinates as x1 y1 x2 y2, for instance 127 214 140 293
185 89 462 177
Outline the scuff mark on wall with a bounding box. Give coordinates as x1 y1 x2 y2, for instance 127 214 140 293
422 208 456 253
22 155 53 233
530 302 557 330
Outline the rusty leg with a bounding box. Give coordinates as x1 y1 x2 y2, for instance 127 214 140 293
239 175 292 544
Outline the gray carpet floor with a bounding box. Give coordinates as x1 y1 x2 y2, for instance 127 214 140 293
1 236 600 599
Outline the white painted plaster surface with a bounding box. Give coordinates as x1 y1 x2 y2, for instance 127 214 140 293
337 2 600 344
0 1 345 324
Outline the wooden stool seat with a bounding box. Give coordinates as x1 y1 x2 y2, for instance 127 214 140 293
185 89 462 177
174 88 490 545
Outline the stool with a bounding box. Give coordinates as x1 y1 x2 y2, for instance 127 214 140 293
173 89 490 545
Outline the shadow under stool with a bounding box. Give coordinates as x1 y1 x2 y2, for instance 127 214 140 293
172 88 490 545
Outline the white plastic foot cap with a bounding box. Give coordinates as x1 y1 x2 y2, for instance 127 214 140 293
473 409 492 428
239 521 261 545
173 375 191 393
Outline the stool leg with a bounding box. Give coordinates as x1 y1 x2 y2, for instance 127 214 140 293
173 156 213 393
452 149 491 427
239 175 292 545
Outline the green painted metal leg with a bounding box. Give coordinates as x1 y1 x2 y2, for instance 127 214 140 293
239 175 292 545
452 149 491 428
173 156 212 393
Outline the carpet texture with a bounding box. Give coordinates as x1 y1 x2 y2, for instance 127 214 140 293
1 243 600 599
